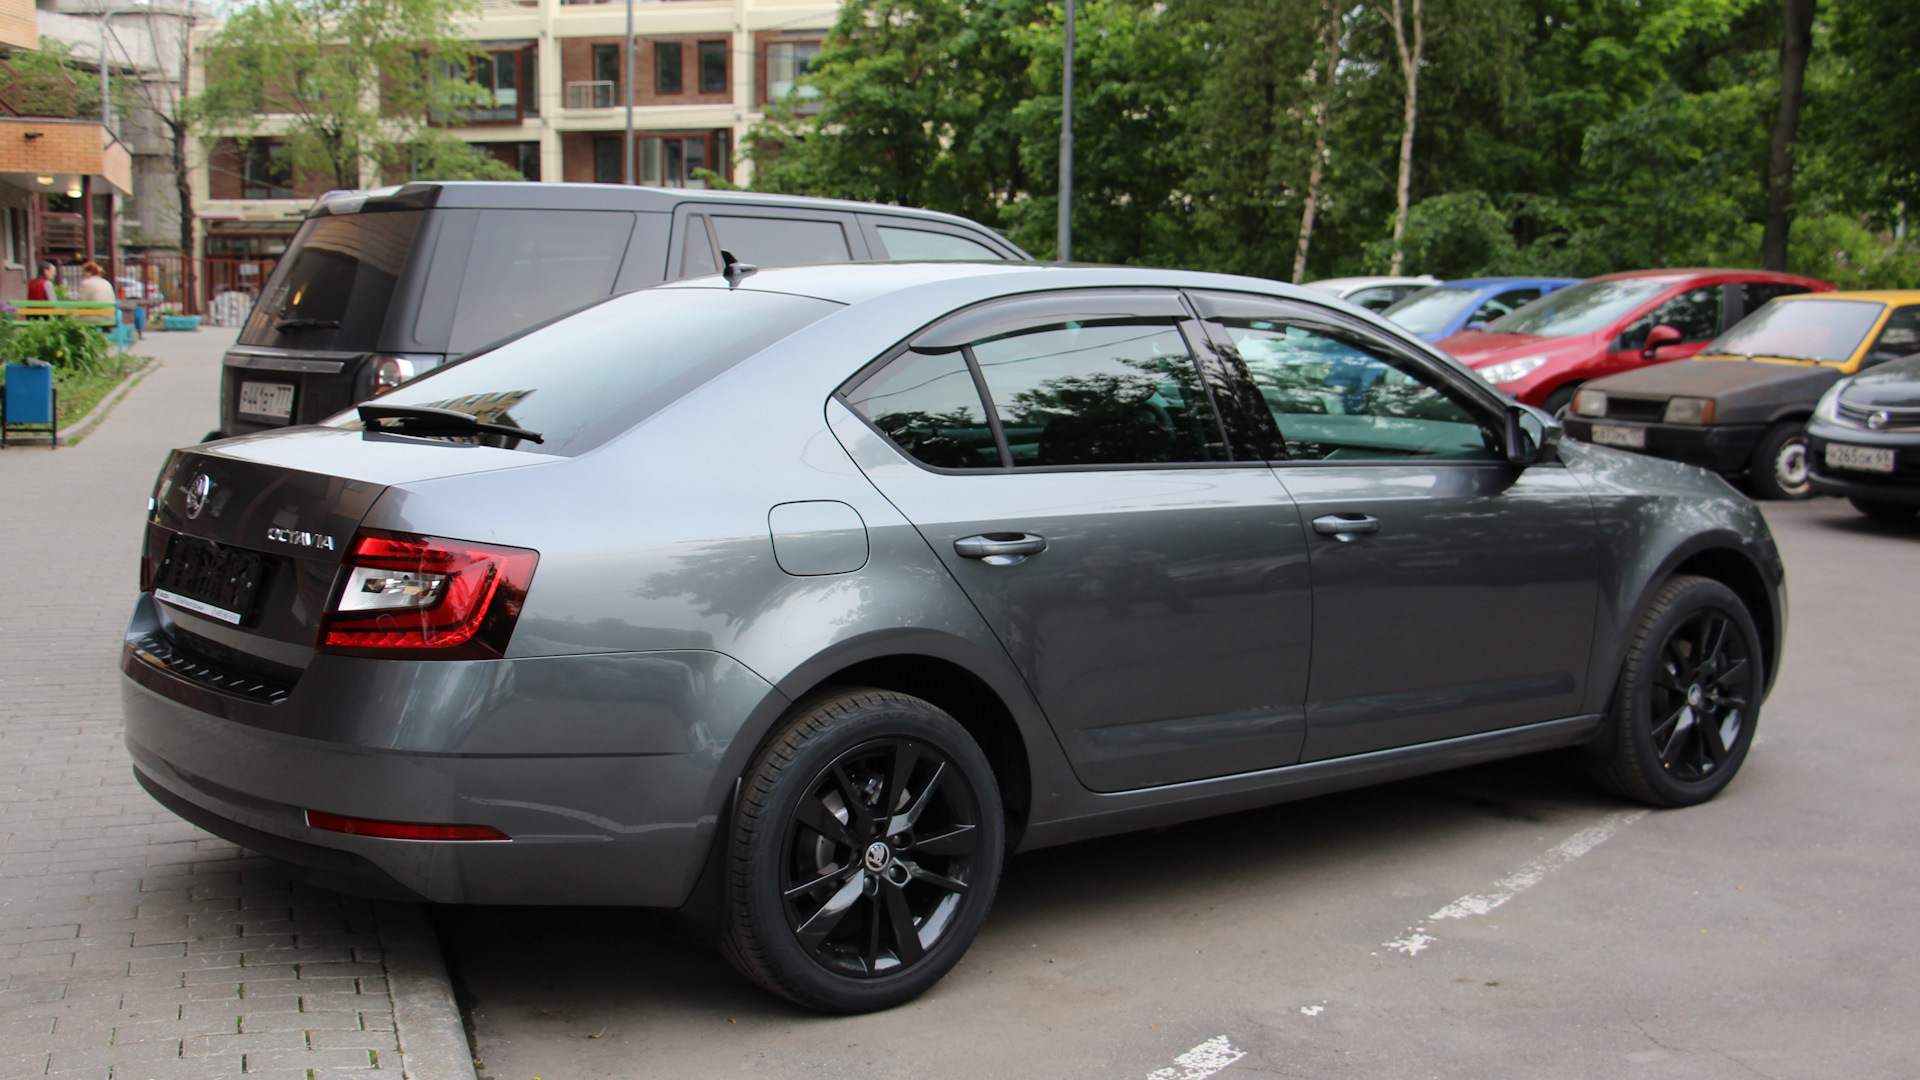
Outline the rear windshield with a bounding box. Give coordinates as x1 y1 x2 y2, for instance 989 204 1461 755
1482 277 1668 338
328 287 841 456
240 210 424 350
1700 298 1885 364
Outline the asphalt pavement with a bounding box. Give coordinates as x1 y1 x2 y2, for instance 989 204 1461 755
438 498 1920 1080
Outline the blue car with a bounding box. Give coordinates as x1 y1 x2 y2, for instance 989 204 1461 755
1383 277 1581 342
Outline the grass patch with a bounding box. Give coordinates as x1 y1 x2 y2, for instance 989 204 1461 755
0 355 151 429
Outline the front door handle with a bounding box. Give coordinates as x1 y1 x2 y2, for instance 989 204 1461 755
955 532 1048 564
1312 514 1381 541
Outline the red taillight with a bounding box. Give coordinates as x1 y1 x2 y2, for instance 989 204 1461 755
305 809 510 841
318 529 538 659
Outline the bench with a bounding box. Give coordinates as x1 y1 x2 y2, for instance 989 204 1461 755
10 300 137 350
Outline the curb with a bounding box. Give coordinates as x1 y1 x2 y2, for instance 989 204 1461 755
57 357 159 446
376 902 480 1080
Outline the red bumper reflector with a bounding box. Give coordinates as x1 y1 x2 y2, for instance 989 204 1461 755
305 809 510 842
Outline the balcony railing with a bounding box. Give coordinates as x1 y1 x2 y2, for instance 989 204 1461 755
566 81 616 109
0 60 88 120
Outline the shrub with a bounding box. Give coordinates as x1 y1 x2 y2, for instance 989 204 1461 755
9 317 111 375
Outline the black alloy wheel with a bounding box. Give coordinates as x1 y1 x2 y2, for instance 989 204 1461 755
1749 421 1813 500
722 689 1004 1013
1593 575 1762 807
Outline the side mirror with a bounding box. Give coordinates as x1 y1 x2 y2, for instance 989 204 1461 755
1505 403 1562 466
1641 324 1683 358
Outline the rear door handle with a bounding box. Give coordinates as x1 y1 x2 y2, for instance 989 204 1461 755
1312 514 1381 540
955 532 1048 564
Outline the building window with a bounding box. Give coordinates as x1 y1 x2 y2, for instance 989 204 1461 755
5 206 27 267
465 47 537 122
593 136 623 183
515 142 541 181
656 42 682 94
242 140 293 199
699 40 727 94
767 41 822 101
639 134 711 187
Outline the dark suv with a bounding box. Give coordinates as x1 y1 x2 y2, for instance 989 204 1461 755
216 182 1026 438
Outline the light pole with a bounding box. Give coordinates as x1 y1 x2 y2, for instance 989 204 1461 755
1056 0 1074 263
99 1 150 137
623 0 635 183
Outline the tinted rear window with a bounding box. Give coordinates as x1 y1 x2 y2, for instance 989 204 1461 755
240 211 423 350
333 287 840 456
711 215 852 268
446 209 637 355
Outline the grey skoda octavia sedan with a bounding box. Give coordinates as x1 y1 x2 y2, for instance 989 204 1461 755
124 262 1785 1013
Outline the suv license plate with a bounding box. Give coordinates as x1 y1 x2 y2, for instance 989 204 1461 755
239 381 295 421
1590 424 1645 449
1825 443 1895 473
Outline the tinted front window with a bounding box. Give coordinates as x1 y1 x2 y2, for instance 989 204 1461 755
1618 285 1723 350
1383 287 1481 335
1867 306 1920 366
341 288 839 456
875 226 1002 261
446 210 635 355
1700 298 1884 365
845 350 999 469
1214 318 1500 461
711 215 851 268
240 211 423 350
973 321 1225 466
1484 278 1669 338
1744 282 1811 310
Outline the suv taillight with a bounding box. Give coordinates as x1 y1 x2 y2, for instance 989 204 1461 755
318 530 538 659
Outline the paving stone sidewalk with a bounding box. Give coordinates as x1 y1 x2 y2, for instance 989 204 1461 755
0 333 417 1079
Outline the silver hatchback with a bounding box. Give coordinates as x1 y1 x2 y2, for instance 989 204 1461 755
124 262 1785 1013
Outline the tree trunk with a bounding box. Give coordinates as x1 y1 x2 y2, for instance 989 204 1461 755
1293 0 1342 284
1387 0 1422 275
171 119 198 315
1761 0 1817 272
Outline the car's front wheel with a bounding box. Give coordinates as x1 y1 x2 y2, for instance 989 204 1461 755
1848 497 1919 522
1591 575 1762 807
721 689 1004 1013
1749 421 1813 499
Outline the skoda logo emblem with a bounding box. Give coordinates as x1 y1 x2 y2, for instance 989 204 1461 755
183 473 212 519
863 841 892 873
1867 410 1890 431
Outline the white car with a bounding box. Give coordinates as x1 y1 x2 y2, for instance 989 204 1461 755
1305 275 1440 313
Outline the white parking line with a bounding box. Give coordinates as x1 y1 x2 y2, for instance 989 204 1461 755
1147 1035 1246 1079
1384 809 1648 956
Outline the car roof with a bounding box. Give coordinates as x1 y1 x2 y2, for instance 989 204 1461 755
1306 275 1440 291
1588 267 1828 285
310 181 1005 235
1772 289 1920 305
1435 276 1581 290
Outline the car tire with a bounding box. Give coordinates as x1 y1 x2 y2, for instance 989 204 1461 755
1748 421 1813 500
1847 497 1919 522
720 688 1005 1014
1591 575 1762 808
1542 383 1581 419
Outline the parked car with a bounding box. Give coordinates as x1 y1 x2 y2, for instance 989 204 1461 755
1561 291 1920 499
1305 274 1440 312
1382 276 1581 341
126 262 1784 1015
214 181 1028 439
1440 269 1834 414
1807 351 1920 519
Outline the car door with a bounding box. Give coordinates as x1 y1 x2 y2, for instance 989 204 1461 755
1189 290 1600 762
1596 282 1729 380
828 290 1314 792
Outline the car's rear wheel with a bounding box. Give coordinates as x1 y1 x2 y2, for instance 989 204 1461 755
1592 575 1762 807
1748 421 1812 499
721 689 1004 1013
1847 497 1919 522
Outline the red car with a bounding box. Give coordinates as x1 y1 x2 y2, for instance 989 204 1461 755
1439 269 1835 413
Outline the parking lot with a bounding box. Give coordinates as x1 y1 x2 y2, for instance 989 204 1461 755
438 498 1920 1080
2 331 1916 1079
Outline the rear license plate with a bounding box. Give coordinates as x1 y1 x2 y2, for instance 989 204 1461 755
1590 424 1646 449
239 381 295 421
1825 443 1895 473
153 535 265 626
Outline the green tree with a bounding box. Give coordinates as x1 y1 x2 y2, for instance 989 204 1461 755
193 0 520 190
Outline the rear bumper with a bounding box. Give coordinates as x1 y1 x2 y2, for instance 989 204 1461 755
121 602 783 906
1564 418 1765 474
